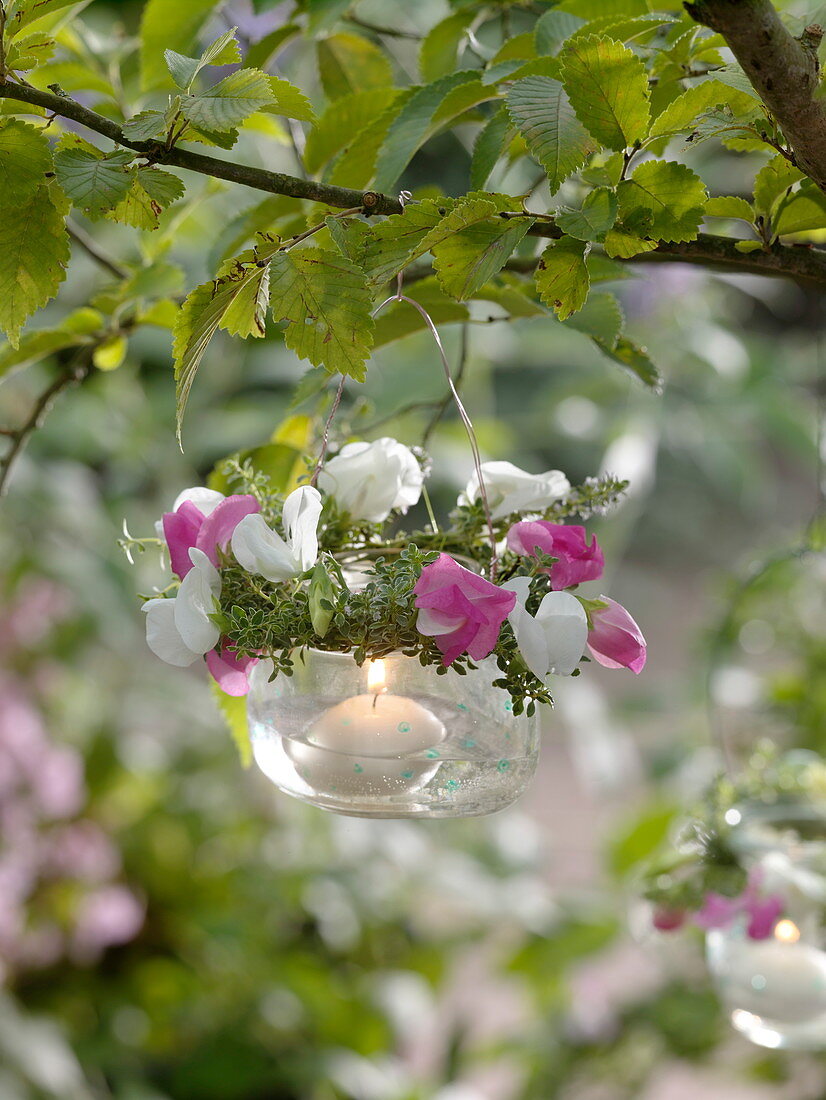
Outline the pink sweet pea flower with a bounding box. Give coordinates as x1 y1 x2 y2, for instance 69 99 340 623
413 553 516 666
695 874 784 941
506 521 604 590
587 597 647 674
206 644 258 697
163 494 260 578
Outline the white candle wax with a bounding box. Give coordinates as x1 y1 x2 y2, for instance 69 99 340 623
283 660 447 797
709 928 826 1024
307 692 446 756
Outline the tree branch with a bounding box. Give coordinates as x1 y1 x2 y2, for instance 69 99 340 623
0 348 93 495
0 78 402 216
2 79 826 287
684 0 826 191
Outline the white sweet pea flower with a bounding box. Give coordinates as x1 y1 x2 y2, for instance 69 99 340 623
142 548 221 667
461 461 570 520
501 577 587 679
317 438 423 522
231 485 322 582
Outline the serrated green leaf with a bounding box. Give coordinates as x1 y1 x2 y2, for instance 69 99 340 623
506 76 596 192
6 0 78 34
563 290 623 346
181 68 274 132
139 0 221 90
0 183 69 347
220 263 270 338
602 225 657 258
431 76 498 127
433 219 531 301
304 88 398 174
0 118 52 203
360 199 448 286
596 334 662 390
649 77 755 138
616 159 707 243
326 215 371 264
419 10 472 81
268 247 373 381
704 195 754 222
560 35 650 150
535 237 589 320
165 49 204 91
210 680 251 767
174 261 279 440
4 31 55 70
121 110 167 142
753 155 805 218
317 32 392 99
534 10 584 55
54 144 133 216
556 186 617 241
417 192 520 256
470 108 510 190
264 76 316 124
373 71 479 192
772 183 826 236
106 167 185 230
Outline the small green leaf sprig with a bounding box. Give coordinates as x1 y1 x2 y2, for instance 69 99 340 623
207 459 628 715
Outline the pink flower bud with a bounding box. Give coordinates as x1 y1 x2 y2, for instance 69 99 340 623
506 521 604 590
587 597 646 674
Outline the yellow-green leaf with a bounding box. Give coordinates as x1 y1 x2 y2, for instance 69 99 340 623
93 334 127 371
317 32 392 99
0 182 69 347
268 247 374 381
535 236 589 320
433 219 531 301
560 34 650 150
0 118 52 203
616 159 707 243
506 75 596 191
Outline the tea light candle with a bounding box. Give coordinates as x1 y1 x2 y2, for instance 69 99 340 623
709 920 826 1025
284 660 447 796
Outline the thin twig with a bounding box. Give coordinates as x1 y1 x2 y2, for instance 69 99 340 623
0 348 93 495
309 375 346 488
422 322 470 447
66 220 129 280
344 13 422 39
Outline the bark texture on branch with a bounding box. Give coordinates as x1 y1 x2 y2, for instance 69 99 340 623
684 0 826 191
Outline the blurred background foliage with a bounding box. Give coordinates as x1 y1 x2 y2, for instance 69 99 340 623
2 0 826 1097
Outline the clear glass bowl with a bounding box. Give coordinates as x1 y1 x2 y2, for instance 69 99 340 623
705 796 826 1050
247 649 539 818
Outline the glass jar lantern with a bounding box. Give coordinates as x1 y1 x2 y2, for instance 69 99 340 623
247 649 540 818
705 796 826 1049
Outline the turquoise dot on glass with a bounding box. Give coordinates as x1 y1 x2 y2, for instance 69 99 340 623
341 718 351 726
397 721 411 733
457 703 469 711
497 759 510 773
425 749 441 759
461 738 476 749
400 769 414 779
445 779 460 791
504 701 512 712
354 763 364 773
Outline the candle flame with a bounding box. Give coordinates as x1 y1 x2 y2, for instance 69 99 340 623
774 919 800 944
367 659 386 693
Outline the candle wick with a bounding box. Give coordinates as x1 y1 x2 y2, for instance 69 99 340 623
372 692 381 710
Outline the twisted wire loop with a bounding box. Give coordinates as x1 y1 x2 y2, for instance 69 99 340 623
310 191 500 579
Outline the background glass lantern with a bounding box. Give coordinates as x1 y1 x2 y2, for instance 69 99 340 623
247 649 540 818
705 792 826 1050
